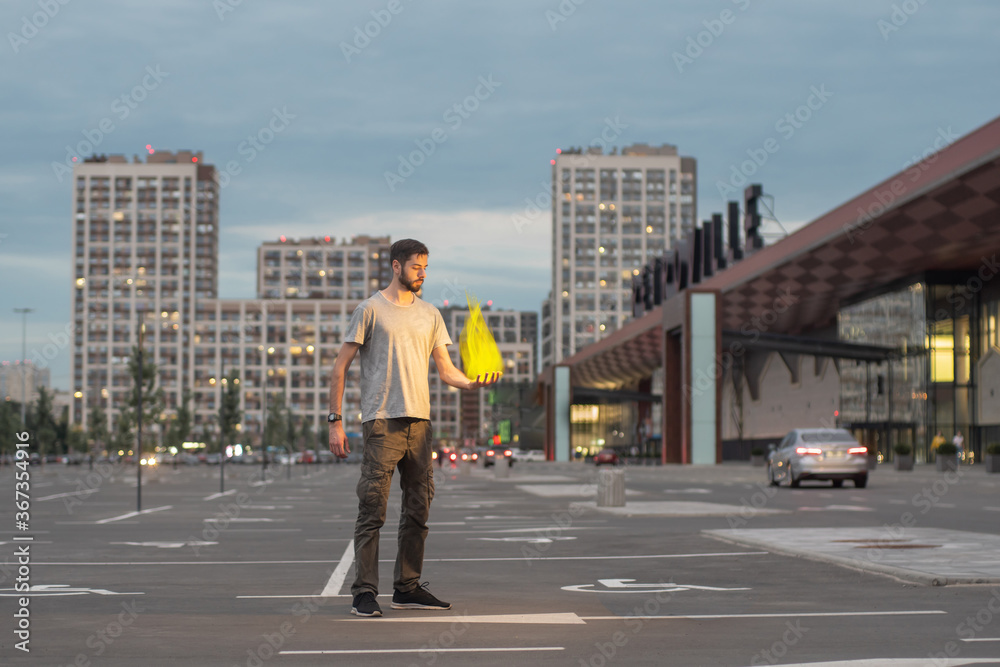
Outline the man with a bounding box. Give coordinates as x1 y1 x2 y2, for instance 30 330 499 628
328 239 499 618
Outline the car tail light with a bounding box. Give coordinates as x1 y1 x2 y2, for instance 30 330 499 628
449 453 457 461
504 449 512 457
486 449 494 457
472 453 478 460
461 453 469 461
848 446 868 455
795 447 823 456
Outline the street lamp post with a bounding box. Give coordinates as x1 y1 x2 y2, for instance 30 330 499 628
13 308 33 427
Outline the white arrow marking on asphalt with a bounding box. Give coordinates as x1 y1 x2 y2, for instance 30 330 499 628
562 579 751 594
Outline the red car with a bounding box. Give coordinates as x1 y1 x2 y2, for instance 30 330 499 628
594 449 620 466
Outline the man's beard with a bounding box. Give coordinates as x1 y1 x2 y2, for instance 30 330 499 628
400 275 423 293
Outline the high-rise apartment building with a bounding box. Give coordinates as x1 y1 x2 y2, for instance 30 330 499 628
256 235 393 300
541 144 696 368
71 150 218 426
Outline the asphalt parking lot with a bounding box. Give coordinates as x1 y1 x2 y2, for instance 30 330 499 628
2 460 1000 666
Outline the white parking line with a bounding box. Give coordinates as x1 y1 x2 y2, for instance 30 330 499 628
203 490 237 500
37 489 98 502
95 506 172 524
281 647 565 656
960 637 1000 642
416 551 767 563
320 540 354 597
580 610 946 621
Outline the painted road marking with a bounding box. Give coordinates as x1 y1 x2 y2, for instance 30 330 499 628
281 647 565 656
349 613 585 625
96 506 172 524
37 489 98 502
0 584 144 597
798 505 874 512
419 551 767 563
320 539 354 597
580 610 946 621
960 637 1000 642
203 489 237 500
203 517 278 523
111 541 217 549
562 580 750 594
471 536 577 544
728 660 1000 667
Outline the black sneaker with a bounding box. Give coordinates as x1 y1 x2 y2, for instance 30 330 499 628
391 583 451 610
351 592 382 617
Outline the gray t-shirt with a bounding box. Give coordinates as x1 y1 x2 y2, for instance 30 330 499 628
344 291 452 422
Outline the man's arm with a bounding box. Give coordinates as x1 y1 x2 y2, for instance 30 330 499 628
328 342 361 458
431 345 501 390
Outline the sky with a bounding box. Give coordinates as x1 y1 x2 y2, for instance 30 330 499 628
1 0 998 391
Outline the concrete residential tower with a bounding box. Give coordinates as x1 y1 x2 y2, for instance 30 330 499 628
541 144 697 368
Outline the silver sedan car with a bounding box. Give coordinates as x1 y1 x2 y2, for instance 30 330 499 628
767 428 869 488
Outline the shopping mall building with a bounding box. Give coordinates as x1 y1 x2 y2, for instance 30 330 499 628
540 114 1000 464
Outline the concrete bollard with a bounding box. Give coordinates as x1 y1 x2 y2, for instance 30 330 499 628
494 461 510 479
596 468 625 507
460 460 472 475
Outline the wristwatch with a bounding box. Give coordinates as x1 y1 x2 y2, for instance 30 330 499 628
327 413 342 423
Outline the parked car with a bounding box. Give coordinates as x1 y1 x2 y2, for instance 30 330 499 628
482 448 513 467
767 428 869 488
512 449 546 462
593 448 620 466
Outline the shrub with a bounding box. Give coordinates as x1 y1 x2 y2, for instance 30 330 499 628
893 443 912 455
937 442 958 456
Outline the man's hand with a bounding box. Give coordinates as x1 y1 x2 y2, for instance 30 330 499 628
329 421 349 459
468 371 502 390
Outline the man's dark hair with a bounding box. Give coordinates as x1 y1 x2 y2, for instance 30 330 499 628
390 239 429 269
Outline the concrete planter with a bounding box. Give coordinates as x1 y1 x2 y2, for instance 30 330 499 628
894 455 913 471
936 454 958 472
751 454 766 467
985 455 1000 474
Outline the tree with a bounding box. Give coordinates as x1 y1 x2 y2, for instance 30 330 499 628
217 371 242 455
299 417 314 454
31 386 58 458
163 390 193 452
263 392 288 452
88 405 110 457
127 342 165 445
0 400 19 459
111 408 134 458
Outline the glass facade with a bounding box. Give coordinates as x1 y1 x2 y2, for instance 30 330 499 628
838 276 1000 462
